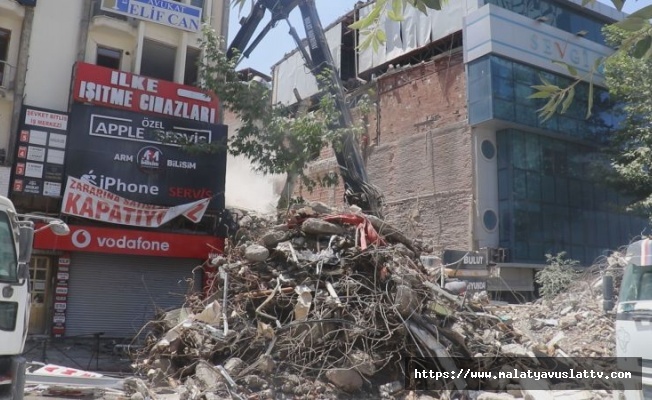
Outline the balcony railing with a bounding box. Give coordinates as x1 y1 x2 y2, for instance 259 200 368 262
0 60 15 91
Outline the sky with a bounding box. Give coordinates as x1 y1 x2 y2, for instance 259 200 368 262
227 0 358 75
226 0 652 75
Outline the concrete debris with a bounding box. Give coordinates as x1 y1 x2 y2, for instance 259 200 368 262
244 244 270 262
379 380 403 396
500 343 530 357
259 230 289 248
325 368 364 392
124 202 622 400
300 217 345 235
476 393 516 400
495 264 617 357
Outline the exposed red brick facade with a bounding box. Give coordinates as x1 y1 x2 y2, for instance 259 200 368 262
293 50 473 250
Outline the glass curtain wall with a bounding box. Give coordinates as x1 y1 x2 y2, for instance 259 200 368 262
468 55 647 264
497 129 646 264
484 0 610 46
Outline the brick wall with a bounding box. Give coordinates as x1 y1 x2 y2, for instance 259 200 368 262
293 51 473 250
371 52 472 249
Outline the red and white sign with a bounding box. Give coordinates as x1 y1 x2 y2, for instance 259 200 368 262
62 177 210 228
73 62 220 123
24 109 69 130
32 365 103 378
34 224 225 259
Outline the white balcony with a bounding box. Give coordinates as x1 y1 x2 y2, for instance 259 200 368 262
0 0 26 19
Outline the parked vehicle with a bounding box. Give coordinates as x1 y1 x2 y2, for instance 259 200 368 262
0 196 69 399
603 238 652 400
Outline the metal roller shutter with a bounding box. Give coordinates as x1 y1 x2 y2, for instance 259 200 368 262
65 253 202 338
488 267 534 292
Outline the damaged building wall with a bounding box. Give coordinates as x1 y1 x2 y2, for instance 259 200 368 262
367 51 470 249
291 51 471 250
294 52 473 248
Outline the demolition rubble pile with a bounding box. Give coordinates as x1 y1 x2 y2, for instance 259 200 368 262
497 254 625 359
130 204 619 400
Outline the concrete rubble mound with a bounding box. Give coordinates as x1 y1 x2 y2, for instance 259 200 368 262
498 255 623 358
125 203 619 400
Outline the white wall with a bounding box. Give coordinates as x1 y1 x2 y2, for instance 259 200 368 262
0 3 24 154
464 4 615 86
23 0 83 112
272 22 342 106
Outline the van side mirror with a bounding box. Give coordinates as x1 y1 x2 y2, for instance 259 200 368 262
17 263 29 284
603 275 614 312
18 223 34 265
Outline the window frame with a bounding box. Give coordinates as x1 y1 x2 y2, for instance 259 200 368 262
96 45 123 70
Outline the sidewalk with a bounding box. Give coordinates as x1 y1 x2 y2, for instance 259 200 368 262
22 335 135 375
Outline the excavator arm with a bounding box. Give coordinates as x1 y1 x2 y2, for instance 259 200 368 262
227 0 384 217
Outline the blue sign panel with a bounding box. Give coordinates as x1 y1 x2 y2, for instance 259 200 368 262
101 0 203 32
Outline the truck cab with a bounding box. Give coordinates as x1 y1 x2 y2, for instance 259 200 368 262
607 238 652 400
0 195 69 399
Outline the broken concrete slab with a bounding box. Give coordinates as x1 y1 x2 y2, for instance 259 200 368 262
500 343 529 357
194 361 223 391
244 244 270 262
301 218 345 235
325 368 363 392
260 230 290 248
347 350 377 377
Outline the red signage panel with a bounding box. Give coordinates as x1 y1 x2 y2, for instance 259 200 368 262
34 224 224 259
72 62 220 124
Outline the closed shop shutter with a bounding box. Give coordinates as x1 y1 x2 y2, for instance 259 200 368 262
487 267 534 292
65 253 202 338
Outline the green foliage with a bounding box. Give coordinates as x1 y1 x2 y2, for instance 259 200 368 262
197 27 369 192
530 0 652 121
535 252 579 299
351 0 446 51
601 25 652 217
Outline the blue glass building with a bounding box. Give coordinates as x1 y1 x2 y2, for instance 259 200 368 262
464 0 648 270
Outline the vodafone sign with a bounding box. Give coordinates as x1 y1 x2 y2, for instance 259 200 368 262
34 224 224 259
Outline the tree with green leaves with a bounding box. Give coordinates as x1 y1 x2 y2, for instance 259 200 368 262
531 2 652 119
196 33 369 198
600 25 652 216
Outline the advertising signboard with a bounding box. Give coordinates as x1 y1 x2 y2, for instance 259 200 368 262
100 0 203 32
11 106 69 198
73 62 219 123
66 104 227 209
34 224 224 259
61 176 210 228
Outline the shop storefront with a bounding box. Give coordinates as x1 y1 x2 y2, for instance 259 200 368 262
33 224 223 338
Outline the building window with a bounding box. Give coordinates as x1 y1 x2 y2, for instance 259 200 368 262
496 129 649 265
0 29 10 88
184 47 201 86
173 0 204 8
141 39 176 81
468 55 617 143
96 46 122 70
